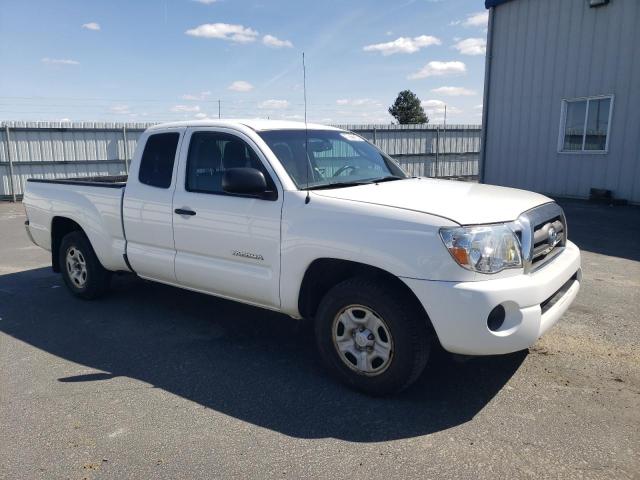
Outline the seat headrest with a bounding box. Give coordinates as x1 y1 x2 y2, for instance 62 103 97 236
224 141 247 169
272 143 294 165
193 139 221 170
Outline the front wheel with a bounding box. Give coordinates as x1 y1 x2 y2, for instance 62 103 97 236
314 277 432 396
59 231 111 299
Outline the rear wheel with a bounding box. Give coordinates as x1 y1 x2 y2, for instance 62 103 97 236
59 231 111 299
314 277 431 396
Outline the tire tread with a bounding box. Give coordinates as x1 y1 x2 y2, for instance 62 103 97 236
314 276 431 395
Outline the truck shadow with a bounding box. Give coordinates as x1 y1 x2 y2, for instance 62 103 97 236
0 267 525 443
556 199 640 262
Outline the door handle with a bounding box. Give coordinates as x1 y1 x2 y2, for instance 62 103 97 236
174 208 196 216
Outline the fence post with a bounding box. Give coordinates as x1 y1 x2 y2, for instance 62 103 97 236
372 127 377 145
435 127 439 178
122 126 129 174
4 125 17 202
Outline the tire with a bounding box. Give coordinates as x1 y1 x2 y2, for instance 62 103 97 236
314 276 431 396
59 231 111 300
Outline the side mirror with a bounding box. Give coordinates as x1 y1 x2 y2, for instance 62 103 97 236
222 167 268 196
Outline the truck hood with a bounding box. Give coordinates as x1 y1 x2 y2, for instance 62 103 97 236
312 178 552 225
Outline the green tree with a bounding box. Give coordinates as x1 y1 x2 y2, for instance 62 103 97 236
388 90 429 124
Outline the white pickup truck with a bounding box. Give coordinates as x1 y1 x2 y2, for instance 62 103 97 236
24 119 581 395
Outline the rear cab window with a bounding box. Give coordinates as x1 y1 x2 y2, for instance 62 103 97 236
138 133 180 188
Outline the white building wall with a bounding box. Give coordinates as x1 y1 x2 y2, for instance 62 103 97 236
483 0 640 204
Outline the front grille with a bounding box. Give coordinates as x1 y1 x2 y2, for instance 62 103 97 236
512 203 567 273
531 216 565 267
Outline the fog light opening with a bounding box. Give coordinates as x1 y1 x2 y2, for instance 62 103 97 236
487 305 506 332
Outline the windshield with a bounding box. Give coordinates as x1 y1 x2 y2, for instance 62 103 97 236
258 129 407 190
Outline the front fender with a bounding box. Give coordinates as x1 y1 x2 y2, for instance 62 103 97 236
278 191 469 316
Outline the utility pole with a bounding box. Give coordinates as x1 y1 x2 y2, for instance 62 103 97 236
218 99 221 119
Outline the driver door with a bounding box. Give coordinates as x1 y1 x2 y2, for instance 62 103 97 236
172 127 283 309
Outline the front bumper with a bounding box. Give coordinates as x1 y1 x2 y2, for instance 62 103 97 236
402 240 581 355
25 220 37 246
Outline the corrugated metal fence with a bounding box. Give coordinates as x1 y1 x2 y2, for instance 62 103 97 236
0 121 481 200
335 124 480 178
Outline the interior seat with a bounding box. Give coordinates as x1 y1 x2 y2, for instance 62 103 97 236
272 143 304 185
223 141 248 170
190 138 222 192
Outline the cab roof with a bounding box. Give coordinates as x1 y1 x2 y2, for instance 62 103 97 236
147 119 344 132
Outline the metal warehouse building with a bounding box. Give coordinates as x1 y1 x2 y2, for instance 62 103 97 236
480 0 640 204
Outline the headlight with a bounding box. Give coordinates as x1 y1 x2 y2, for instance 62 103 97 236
439 224 522 274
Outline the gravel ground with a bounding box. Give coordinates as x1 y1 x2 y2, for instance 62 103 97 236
0 199 638 479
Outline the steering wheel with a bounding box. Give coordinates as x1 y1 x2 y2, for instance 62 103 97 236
333 165 358 177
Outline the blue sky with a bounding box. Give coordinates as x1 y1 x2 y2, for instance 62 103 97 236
0 0 488 124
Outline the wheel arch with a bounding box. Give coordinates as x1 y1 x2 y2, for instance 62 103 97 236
51 217 85 272
298 258 436 336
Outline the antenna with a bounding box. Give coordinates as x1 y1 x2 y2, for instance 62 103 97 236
303 52 310 204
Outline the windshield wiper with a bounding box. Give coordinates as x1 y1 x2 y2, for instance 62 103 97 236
304 176 406 191
370 176 405 183
304 181 373 191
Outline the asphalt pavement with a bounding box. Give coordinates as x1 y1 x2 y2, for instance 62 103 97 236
0 199 638 479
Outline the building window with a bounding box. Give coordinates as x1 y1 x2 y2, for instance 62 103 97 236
559 95 613 153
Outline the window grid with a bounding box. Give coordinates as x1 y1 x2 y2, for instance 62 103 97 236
559 95 613 154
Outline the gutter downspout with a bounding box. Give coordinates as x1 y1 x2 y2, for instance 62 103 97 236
479 7 495 184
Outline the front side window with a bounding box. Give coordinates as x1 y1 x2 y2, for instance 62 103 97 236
138 132 180 188
560 96 613 152
258 129 407 190
186 131 274 195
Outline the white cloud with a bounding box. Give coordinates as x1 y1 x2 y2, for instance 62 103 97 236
182 91 211 100
463 11 489 28
335 98 379 106
258 99 290 109
431 86 476 96
474 104 483 110
171 105 201 112
262 34 293 48
228 80 254 92
408 61 466 79
59 118 72 123
422 100 447 109
109 105 131 114
193 0 217 3
41 57 79 65
185 23 258 43
421 100 462 120
81 22 101 31
453 37 486 55
363 35 441 56
194 112 209 119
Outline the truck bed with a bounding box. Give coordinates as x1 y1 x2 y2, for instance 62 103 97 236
24 175 129 272
27 175 128 188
